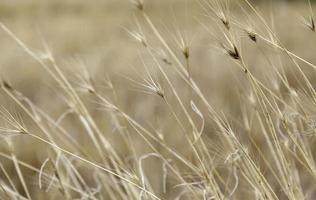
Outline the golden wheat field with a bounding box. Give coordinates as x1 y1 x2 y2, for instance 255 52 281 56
2 0 316 199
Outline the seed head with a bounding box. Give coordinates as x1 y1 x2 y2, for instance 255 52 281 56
1 80 13 91
157 48 172 65
162 58 172 65
155 88 165 99
131 0 144 11
129 30 147 47
246 30 257 42
0 108 28 136
221 18 230 30
126 19 147 47
127 64 165 99
182 46 190 60
227 45 240 60
310 17 315 32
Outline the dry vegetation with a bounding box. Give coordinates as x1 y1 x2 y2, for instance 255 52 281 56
1 0 316 199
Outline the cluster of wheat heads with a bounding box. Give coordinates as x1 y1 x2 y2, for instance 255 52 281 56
1 0 316 199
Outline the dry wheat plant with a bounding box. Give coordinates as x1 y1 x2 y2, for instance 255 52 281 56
1 0 316 199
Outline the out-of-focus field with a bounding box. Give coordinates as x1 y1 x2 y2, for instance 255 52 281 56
1 0 316 199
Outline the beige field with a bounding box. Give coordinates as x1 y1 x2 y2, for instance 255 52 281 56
1 0 316 199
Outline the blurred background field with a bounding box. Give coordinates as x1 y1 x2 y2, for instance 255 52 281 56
1 0 316 199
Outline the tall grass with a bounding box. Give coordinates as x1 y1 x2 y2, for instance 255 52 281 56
0 0 316 199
